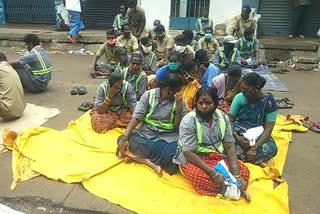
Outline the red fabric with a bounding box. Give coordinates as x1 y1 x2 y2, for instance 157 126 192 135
90 110 131 133
181 152 250 197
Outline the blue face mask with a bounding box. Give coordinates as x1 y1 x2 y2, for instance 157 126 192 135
205 33 213 40
242 91 254 100
168 62 180 71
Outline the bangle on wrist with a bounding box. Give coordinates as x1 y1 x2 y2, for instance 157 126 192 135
209 170 219 179
234 174 241 178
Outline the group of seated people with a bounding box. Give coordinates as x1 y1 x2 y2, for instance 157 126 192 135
89 15 276 201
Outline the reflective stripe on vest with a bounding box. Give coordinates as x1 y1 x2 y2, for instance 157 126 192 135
239 39 255 56
191 40 196 51
117 15 122 29
116 63 125 73
101 81 128 112
193 109 226 154
143 89 176 130
149 52 156 67
198 18 212 35
122 67 147 94
218 48 237 68
32 50 52 75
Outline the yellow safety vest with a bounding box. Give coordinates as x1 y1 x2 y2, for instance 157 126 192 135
218 47 237 68
179 109 226 154
144 89 177 130
239 38 255 56
31 50 52 75
121 67 147 94
101 81 128 112
198 18 212 35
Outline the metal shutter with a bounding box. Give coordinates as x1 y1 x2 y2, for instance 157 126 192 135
81 0 128 30
304 0 320 36
258 0 292 36
4 0 55 24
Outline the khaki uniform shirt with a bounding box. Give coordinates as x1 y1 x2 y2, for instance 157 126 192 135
182 45 195 62
154 33 174 60
226 14 257 38
199 37 220 61
0 61 26 119
96 42 121 65
116 34 139 56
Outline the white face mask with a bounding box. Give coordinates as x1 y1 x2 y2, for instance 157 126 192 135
175 44 186 54
142 45 152 54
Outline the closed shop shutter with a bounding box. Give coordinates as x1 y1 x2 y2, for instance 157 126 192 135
81 0 128 29
258 0 320 36
258 0 292 36
5 0 55 24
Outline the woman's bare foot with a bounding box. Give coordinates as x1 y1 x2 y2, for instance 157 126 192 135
241 191 251 202
124 157 133 163
152 165 163 177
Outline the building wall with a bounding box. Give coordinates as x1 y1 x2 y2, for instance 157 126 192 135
140 0 171 31
209 0 242 26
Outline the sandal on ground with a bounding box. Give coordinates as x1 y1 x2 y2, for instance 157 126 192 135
78 102 94 112
272 68 286 74
302 118 320 133
78 86 87 95
70 85 79 95
276 100 293 109
275 98 294 106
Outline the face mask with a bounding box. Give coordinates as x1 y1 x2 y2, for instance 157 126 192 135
184 72 197 82
242 91 254 100
157 32 165 38
205 33 213 40
142 45 152 54
175 45 186 54
202 17 208 21
168 62 180 71
107 38 116 45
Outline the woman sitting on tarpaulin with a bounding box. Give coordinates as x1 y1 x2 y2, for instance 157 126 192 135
173 87 250 201
229 72 278 166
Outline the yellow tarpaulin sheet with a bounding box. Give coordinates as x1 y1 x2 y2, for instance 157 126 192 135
6 113 307 214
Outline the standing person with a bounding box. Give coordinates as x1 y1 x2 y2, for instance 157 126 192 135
66 0 85 43
137 37 157 75
213 35 241 72
117 73 187 176
173 87 250 201
196 8 213 38
154 25 174 67
127 0 146 39
226 5 256 39
56 0 70 31
174 35 195 62
9 34 52 93
91 29 121 78
199 27 220 62
121 53 148 100
0 52 26 120
116 24 139 57
230 73 278 166
90 72 136 133
183 30 200 52
113 4 128 35
289 0 311 38
195 49 220 88
237 28 260 68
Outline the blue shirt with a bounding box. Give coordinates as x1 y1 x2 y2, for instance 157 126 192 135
200 63 220 88
155 65 169 82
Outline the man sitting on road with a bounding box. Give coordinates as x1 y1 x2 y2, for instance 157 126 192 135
153 25 174 67
199 27 220 62
0 52 26 120
196 8 213 38
91 29 121 78
174 35 195 62
183 30 199 52
137 37 157 75
116 23 139 57
9 34 52 93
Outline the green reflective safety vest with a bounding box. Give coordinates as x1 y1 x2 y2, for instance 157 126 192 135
148 52 156 67
116 62 125 73
116 14 122 29
144 89 177 130
121 67 147 94
239 38 255 56
191 40 196 51
101 81 128 112
218 47 237 68
179 109 226 154
198 18 212 35
31 50 52 75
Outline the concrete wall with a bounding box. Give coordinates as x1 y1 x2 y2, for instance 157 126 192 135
140 0 171 31
209 0 242 26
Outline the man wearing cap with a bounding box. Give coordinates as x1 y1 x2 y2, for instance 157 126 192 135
226 5 256 39
213 35 241 71
154 25 174 67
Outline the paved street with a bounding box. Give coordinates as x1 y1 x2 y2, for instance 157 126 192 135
0 47 320 214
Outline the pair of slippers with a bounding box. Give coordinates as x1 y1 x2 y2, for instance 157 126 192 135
276 98 294 109
71 85 87 95
78 102 94 112
302 117 320 133
272 68 290 74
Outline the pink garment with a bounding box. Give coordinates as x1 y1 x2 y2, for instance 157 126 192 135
212 73 226 99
